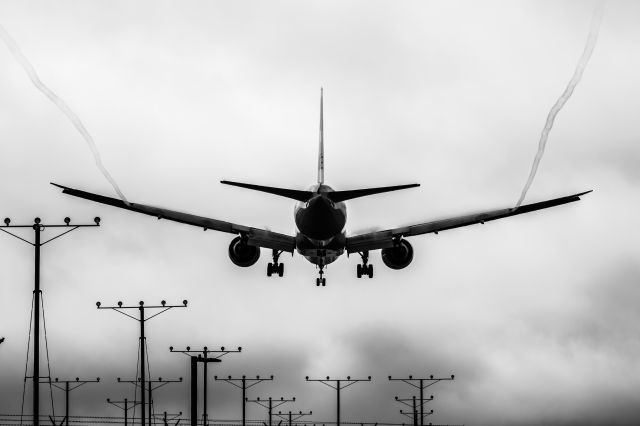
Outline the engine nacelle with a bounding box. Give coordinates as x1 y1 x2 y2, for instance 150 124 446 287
228 236 260 267
381 239 414 270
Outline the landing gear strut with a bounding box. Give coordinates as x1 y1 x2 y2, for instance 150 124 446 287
356 251 373 278
316 266 326 286
267 249 284 277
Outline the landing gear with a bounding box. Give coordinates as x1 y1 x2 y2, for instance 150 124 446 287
316 266 326 286
356 251 373 278
267 249 284 277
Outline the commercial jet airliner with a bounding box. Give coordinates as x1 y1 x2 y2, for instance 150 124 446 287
52 90 591 286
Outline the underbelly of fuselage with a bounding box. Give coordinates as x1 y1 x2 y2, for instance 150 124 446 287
293 186 348 266
295 232 346 266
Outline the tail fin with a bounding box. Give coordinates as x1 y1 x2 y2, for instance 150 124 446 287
318 87 324 184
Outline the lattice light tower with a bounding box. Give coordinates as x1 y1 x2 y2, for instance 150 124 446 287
305 376 372 426
169 345 241 426
97 299 188 426
276 409 313 426
1 216 100 426
246 396 296 426
388 374 454 426
106 398 141 426
215 375 275 426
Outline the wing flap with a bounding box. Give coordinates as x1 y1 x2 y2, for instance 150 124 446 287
51 183 296 253
346 190 591 253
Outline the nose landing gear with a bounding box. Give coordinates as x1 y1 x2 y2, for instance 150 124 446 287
267 249 284 277
316 266 326 286
356 251 373 278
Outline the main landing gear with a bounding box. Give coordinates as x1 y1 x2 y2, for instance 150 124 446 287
356 251 373 278
267 249 284 277
316 266 326 286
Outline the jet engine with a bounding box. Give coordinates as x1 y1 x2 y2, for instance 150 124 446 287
228 236 260 267
381 239 414 270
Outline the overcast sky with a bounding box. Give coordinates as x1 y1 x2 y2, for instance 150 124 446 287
1 1 639 425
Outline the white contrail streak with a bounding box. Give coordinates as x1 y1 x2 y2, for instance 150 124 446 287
515 1 604 208
0 23 130 204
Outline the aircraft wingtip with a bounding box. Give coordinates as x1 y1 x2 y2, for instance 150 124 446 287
50 182 65 189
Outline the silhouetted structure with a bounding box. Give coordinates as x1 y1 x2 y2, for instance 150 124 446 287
246 397 295 426
153 411 182 426
97 300 187 426
276 410 313 426
388 375 454 426
0 216 100 426
117 376 182 426
395 395 433 426
305 376 372 426
106 397 141 426
51 377 100 426
170 346 241 425
215 375 275 426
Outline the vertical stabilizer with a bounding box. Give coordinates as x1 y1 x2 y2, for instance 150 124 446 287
318 87 324 184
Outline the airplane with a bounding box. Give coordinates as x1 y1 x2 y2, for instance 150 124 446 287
52 89 591 286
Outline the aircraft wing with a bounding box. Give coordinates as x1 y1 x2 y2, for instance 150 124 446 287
345 190 592 253
51 183 296 253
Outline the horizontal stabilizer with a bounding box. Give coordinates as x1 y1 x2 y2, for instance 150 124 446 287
221 180 314 202
327 183 420 203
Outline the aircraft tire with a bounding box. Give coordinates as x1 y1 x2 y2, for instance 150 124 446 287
267 263 273 277
278 263 284 277
357 264 362 278
367 264 374 278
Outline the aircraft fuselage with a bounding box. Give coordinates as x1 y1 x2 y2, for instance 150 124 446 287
294 184 346 266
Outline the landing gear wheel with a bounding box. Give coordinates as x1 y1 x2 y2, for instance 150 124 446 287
356 251 373 279
268 249 284 278
317 266 326 286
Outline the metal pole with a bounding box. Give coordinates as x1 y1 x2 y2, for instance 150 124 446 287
413 396 417 426
65 381 69 426
33 224 40 426
288 411 292 426
191 357 197 426
140 303 146 426
336 380 340 426
148 378 152 426
125 398 128 426
419 380 423 426
268 398 272 426
242 378 246 426
203 349 208 426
